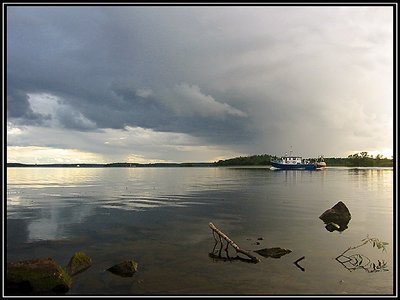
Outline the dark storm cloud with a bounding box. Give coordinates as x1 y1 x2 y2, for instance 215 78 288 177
7 6 253 143
7 6 393 157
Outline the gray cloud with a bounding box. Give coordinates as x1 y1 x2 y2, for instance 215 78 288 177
56 105 97 131
6 6 393 159
7 89 50 124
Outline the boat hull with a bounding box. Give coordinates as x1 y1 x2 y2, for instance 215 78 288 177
271 161 317 170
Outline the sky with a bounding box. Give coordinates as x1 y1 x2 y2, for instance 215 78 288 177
5 5 395 164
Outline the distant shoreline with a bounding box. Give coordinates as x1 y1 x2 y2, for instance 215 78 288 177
6 152 394 168
6 162 214 168
7 163 394 168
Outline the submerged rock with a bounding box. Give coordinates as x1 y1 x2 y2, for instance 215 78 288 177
107 260 138 277
319 201 351 232
66 251 92 276
6 257 72 294
325 222 341 232
254 247 292 258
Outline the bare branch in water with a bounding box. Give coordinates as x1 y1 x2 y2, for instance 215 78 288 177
209 222 260 263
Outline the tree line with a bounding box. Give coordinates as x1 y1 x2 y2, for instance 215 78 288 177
325 152 392 167
214 152 393 167
214 154 278 166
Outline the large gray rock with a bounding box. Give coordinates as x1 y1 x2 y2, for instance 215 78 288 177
6 257 72 294
319 201 351 232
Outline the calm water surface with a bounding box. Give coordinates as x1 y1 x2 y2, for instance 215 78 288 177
6 167 394 295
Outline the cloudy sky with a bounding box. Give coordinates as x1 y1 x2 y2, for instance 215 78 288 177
6 5 394 164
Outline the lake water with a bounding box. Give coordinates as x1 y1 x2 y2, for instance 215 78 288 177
6 167 395 295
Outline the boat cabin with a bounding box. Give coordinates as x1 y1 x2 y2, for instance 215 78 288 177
281 156 303 164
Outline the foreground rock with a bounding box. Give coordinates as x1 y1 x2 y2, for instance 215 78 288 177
254 247 292 258
66 251 92 276
107 260 138 277
7 258 72 294
319 201 351 232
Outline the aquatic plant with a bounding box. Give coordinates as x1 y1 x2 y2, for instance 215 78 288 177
336 235 389 273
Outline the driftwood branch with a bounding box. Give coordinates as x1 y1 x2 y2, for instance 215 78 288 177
209 222 260 263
